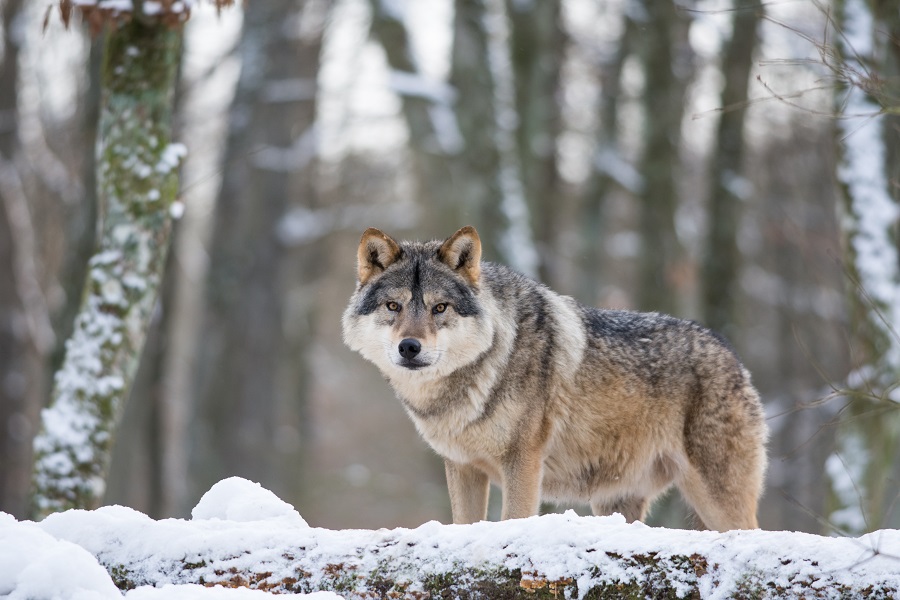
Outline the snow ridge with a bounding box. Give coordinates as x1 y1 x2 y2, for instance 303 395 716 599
5 477 900 599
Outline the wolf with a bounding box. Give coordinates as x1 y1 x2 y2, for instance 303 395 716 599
342 226 767 530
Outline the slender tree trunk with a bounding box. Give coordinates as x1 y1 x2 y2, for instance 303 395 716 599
450 0 507 262
193 0 324 501
367 0 461 231
701 3 762 337
0 0 33 519
579 15 637 305
30 20 183 518
635 0 692 315
450 0 536 274
828 0 900 534
505 0 564 284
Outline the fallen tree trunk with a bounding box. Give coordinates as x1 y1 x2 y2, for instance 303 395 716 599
30 480 900 599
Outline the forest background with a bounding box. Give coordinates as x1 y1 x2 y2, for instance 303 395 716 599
1 0 899 536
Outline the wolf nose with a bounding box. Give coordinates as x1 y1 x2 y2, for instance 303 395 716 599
398 338 421 359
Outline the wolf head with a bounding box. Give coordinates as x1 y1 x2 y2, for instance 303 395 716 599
342 226 495 382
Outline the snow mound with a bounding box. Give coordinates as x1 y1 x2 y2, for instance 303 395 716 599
0 511 120 600
191 476 308 525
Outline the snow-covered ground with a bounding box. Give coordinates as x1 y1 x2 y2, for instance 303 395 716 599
3 477 900 599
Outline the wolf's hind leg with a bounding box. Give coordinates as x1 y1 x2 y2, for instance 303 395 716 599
678 373 767 531
679 415 766 529
677 464 760 530
591 496 649 523
444 460 490 524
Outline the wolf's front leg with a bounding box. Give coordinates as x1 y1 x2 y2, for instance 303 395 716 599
500 451 543 520
444 459 489 524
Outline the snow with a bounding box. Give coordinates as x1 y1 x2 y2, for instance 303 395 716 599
0 512 121 600
191 477 308 525
71 0 194 15
127 585 340 599
170 200 186 220
156 143 188 175
5 477 900 598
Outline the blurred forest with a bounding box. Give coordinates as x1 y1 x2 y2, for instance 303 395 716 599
1 0 899 534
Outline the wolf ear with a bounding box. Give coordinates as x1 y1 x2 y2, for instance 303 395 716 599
357 228 401 285
439 226 482 284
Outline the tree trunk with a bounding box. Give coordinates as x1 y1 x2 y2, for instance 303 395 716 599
0 0 37 520
450 0 536 274
367 0 462 231
579 14 638 305
701 3 762 337
192 0 324 501
30 20 183 518
828 0 900 534
505 0 564 285
635 0 692 315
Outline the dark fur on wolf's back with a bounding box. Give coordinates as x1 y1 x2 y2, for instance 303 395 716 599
343 226 767 530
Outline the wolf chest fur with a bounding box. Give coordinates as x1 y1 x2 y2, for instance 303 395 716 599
342 226 767 530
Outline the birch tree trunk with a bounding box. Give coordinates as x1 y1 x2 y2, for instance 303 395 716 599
828 0 900 534
30 19 183 518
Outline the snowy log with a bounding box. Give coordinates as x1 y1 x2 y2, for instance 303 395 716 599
12 478 900 599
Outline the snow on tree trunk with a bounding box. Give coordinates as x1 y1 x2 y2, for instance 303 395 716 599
829 0 900 534
30 20 183 518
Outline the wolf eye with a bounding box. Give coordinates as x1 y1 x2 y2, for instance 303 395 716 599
386 301 401 312
433 303 447 314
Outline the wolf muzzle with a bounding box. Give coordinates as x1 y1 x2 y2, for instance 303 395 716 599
398 338 426 369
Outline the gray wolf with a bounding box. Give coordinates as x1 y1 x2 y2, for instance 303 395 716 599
342 226 767 530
